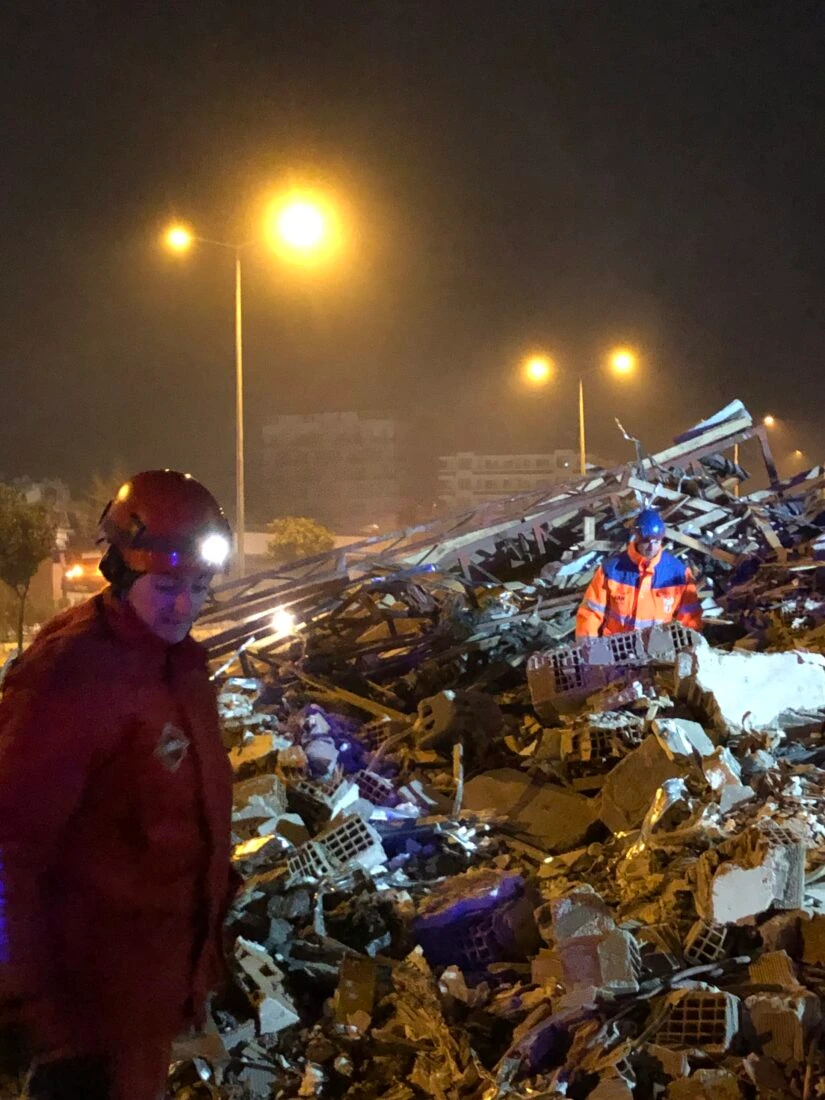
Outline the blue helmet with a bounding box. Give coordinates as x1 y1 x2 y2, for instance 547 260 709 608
634 508 666 539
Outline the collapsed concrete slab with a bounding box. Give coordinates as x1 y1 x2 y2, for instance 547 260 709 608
674 645 825 736
745 991 820 1064
600 736 687 834
462 768 599 849
665 1068 743 1100
234 937 300 1037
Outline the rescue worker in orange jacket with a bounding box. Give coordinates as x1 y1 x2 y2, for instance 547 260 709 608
0 471 237 1100
576 508 702 638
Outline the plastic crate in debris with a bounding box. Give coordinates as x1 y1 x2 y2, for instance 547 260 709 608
287 815 386 884
654 990 739 1052
527 622 702 719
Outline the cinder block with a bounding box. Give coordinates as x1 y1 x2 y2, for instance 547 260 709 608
414 689 502 750
527 623 702 720
753 821 806 910
654 991 739 1052
551 886 615 942
697 856 780 925
234 937 300 1037
748 950 798 989
684 921 728 966
354 769 399 807
287 815 385 884
560 928 641 994
560 726 622 765
289 774 360 822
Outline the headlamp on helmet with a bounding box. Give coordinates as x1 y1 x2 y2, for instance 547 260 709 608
199 532 231 568
99 469 232 576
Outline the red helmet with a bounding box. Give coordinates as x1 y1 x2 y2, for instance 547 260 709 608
99 470 232 575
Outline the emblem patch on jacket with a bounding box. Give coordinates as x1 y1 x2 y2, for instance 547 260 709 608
154 722 190 773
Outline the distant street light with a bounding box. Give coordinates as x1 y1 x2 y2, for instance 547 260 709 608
162 194 337 577
522 346 638 475
763 414 776 428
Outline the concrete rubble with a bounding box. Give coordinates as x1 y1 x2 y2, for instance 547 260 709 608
13 401 825 1099
146 404 825 1099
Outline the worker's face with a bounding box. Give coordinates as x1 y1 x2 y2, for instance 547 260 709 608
634 533 664 561
127 571 214 644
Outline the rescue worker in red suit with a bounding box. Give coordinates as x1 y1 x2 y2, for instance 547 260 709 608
0 470 238 1100
576 508 703 638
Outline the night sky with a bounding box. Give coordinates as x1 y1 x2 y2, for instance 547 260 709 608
1 1 823 514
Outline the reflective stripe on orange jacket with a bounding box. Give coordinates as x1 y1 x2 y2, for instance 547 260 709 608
576 541 702 638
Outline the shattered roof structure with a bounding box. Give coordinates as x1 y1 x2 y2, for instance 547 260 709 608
201 400 778 664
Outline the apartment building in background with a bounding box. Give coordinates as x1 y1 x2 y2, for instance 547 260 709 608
438 449 593 510
261 412 401 531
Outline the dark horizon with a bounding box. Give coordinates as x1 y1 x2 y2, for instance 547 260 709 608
2 1 823 507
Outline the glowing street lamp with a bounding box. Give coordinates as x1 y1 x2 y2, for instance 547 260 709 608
162 191 340 577
763 414 776 428
165 225 193 252
265 193 336 264
609 347 637 375
276 201 326 251
523 355 553 385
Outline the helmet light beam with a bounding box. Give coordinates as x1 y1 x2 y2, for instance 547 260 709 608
199 533 231 569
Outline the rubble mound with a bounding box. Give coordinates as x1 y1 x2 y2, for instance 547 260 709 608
173 404 825 1097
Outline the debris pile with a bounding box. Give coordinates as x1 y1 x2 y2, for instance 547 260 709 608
96 404 825 1096
166 405 825 1098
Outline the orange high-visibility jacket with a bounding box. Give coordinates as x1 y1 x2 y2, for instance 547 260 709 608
576 541 702 638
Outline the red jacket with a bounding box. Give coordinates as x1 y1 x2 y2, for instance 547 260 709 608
0 590 234 1057
576 541 702 638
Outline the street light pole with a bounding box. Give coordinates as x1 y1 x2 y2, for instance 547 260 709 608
234 250 246 578
164 196 337 581
522 348 636 480
733 442 740 498
578 377 587 477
